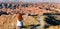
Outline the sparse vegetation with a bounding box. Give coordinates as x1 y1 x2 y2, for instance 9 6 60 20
0 2 60 29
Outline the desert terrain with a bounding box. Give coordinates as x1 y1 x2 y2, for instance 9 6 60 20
0 2 60 29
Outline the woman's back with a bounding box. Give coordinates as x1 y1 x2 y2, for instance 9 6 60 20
16 13 23 21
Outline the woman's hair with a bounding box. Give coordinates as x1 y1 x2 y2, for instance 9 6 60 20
16 13 23 21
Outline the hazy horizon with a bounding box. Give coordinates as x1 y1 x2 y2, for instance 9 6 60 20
0 0 60 3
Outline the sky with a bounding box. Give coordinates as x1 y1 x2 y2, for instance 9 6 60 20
0 0 60 3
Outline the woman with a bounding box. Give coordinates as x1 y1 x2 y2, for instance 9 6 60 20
16 13 23 29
